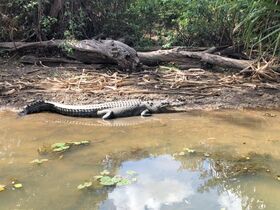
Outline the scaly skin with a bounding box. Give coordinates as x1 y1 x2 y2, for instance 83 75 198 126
19 99 178 119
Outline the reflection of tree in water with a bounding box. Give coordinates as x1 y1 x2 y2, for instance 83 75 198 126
176 152 275 209
67 147 154 210
70 150 276 210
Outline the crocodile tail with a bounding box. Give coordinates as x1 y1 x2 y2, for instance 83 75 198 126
19 100 53 116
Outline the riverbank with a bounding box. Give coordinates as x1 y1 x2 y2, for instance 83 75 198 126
0 59 279 111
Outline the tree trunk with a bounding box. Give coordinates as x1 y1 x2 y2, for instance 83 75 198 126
49 0 65 18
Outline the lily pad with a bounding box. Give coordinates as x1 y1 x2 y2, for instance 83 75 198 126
13 183 23 189
100 176 116 186
52 145 70 152
51 143 67 149
94 175 103 180
116 178 132 186
179 152 185 156
0 185 6 192
111 176 123 183
30 159 48 164
70 142 82 145
68 141 90 146
77 181 92 190
100 170 110 176
183 148 196 154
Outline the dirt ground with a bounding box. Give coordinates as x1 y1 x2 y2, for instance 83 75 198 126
0 58 280 111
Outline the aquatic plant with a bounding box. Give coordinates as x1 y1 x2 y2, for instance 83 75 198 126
38 140 90 155
0 184 6 192
94 170 137 187
30 158 49 165
77 181 93 190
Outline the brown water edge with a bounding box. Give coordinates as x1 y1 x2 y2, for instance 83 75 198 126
0 110 280 209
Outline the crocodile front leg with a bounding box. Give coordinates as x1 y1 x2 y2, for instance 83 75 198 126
97 110 114 120
141 109 152 117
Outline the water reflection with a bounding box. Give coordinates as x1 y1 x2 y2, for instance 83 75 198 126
100 155 249 210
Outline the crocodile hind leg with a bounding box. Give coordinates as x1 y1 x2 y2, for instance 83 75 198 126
141 109 152 117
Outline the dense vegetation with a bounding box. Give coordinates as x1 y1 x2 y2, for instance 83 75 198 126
0 0 279 55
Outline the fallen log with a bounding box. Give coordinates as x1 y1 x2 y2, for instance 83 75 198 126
0 39 140 71
20 55 83 65
138 48 253 69
0 40 254 70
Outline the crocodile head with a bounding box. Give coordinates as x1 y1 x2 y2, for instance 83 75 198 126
144 100 185 113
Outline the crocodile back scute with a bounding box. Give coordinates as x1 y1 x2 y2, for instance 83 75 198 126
48 99 143 113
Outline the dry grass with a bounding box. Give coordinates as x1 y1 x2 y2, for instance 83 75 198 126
240 58 280 82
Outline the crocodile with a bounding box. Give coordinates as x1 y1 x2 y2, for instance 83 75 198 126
19 99 184 120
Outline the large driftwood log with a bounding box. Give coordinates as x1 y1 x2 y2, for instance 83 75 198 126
0 39 140 70
138 48 253 69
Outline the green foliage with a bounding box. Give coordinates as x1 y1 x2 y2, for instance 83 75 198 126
231 0 280 55
77 181 92 190
0 0 279 55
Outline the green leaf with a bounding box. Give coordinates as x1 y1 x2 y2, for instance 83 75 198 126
51 143 66 149
0 185 6 192
116 178 132 186
183 148 196 154
178 152 185 156
14 183 23 189
67 141 90 146
100 170 110 176
111 176 122 183
53 145 70 152
100 176 116 186
81 140 90 145
94 175 103 180
69 142 81 145
30 159 48 164
77 181 92 190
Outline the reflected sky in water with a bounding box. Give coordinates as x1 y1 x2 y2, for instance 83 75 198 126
100 155 245 210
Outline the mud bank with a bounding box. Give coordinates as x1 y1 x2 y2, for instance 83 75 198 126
0 60 279 111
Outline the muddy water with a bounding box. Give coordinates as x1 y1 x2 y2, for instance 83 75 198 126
0 110 280 210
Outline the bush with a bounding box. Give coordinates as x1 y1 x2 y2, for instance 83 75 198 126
0 0 279 55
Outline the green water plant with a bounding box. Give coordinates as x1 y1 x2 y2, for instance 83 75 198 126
13 183 23 189
0 180 23 192
51 143 71 152
30 158 49 165
183 148 196 154
94 170 137 187
173 147 196 157
50 140 90 153
77 181 93 190
0 185 6 192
